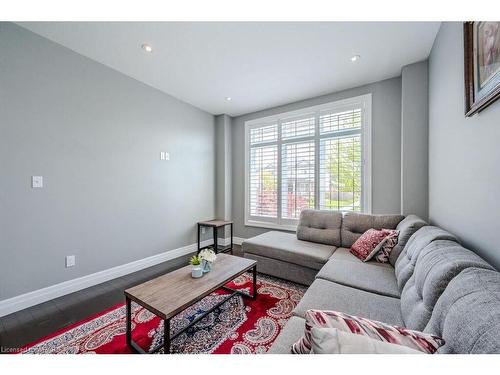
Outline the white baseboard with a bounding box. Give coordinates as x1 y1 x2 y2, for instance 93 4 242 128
217 236 245 246
0 236 249 318
0 240 215 318
233 237 245 245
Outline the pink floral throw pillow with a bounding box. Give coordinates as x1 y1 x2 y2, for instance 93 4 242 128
350 229 393 261
291 310 444 354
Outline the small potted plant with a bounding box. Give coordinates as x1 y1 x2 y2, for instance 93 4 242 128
199 248 217 273
190 255 203 278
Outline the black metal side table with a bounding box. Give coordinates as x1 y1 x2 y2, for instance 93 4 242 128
197 220 233 255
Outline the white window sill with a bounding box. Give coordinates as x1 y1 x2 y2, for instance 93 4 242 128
244 220 297 232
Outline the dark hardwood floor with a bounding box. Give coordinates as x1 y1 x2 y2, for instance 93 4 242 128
0 245 243 350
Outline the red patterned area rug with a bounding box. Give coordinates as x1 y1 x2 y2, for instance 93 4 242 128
20 273 306 354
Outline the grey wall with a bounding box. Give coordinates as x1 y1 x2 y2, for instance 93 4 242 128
0 23 215 300
401 60 429 220
429 22 500 270
215 114 232 221
231 77 403 239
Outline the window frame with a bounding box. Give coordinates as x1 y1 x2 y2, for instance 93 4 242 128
244 94 372 231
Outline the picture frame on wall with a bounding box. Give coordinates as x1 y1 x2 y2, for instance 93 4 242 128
464 21 500 117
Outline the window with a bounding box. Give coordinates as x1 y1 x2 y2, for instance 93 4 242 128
281 141 315 220
245 94 371 230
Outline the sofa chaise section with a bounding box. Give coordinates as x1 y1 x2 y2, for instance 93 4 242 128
242 210 343 285
242 231 337 285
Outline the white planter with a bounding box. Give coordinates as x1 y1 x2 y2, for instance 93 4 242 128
191 265 203 278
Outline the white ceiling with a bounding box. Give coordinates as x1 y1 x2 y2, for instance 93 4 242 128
18 22 440 116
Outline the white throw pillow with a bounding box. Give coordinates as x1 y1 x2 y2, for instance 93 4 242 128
310 327 422 354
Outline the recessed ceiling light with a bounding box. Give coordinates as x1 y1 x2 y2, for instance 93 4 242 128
350 55 361 62
225 97 232 101
141 43 153 53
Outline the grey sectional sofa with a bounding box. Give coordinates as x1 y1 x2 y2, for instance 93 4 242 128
241 210 500 354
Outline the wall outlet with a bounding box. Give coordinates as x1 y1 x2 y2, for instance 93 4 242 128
32 176 43 188
201 227 206 234
164 152 170 161
66 255 76 268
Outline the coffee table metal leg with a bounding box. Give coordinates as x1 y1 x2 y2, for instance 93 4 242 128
230 223 233 255
213 226 218 254
252 265 257 299
126 296 132 347
197 223 201 254
164 319 171 354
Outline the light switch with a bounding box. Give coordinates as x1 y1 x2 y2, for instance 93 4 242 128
32 176 43 188
160 152 165 160
164 152 170 161
66 255 76 268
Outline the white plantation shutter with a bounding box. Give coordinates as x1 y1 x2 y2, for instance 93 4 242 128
250 123 278 144
319 108 362 134
245 95 371 228
249 145 278 217
281 116 315 139
248 124 278 219
281 141 315 219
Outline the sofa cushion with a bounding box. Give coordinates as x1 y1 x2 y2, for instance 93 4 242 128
242 231 336 270
340 212 404 248
394 226 459 291
400 240 494 331
296 209 342 246
267 316 305 354
424 268 500 353
389 214 427 266
316 253 400 298
292 279 404 326
328 247 360 262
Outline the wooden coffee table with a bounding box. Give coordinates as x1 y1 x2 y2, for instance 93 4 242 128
124 254 257 354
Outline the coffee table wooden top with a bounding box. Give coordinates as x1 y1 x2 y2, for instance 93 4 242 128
124 254 256 320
